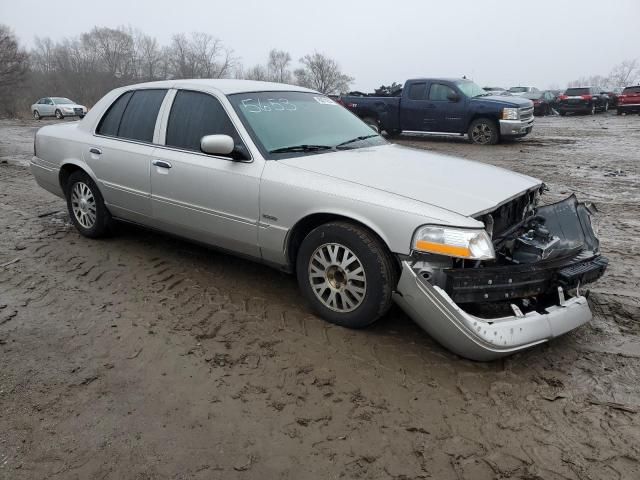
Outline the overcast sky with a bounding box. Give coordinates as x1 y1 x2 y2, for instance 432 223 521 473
1 0 639 91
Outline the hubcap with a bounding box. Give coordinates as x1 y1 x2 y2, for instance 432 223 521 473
472 123 492 144
71 182 97 229
308 243 367 312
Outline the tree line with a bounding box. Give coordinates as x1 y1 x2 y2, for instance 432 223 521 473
0 24 354 117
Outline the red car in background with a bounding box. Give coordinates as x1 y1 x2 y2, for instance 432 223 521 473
617 86 640 115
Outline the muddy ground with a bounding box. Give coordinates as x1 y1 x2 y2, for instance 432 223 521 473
1 113 639 479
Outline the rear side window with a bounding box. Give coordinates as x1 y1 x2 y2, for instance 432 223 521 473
623 86 640 94
97 89 166 142
97 91 133 137
428 83 456 101
166 90 240 153
118 89 167 142
408 82 427 100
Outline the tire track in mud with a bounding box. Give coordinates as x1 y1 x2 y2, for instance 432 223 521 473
3 114 640 479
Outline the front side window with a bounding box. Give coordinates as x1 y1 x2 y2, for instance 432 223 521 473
228 91 386 159
97 89 166 142
429 83 456 101
165 90 241 154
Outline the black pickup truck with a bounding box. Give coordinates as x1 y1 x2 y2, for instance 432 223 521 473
340 78 534 145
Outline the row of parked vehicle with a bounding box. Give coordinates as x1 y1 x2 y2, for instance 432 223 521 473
483 85 640 117
337 79 640 145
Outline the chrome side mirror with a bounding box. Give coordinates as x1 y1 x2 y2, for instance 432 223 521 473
200 134 235 156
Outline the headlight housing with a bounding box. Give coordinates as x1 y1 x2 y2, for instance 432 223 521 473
412 226 495 260
502 108 519 120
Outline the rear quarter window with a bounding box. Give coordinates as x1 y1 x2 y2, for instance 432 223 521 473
97 91 133 137
408 83 427 100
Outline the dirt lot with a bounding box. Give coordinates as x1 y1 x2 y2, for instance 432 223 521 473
1 113 639 479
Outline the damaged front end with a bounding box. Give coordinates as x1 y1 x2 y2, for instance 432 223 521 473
394 191 608 361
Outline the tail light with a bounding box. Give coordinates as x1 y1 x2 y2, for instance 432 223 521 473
581 95 593 100
559 95 568 100
335 98 345 106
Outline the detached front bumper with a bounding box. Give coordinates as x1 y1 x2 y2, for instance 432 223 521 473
499 117 534 137
393 261 593 361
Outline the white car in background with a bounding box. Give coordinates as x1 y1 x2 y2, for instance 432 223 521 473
31 97 88 120
507 86 540 97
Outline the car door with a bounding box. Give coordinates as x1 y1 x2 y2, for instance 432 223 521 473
86 88 168 222
424 82 465 133
150 89 262 257
42 98 54 116
399 81 429 131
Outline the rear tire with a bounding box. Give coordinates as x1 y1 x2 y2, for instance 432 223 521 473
296 221 397 329
468 118 499 145
65 171 113 238
55 109 64 120
617 109 623 116
559 111 566 116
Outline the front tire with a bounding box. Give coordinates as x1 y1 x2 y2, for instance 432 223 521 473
33 110 41 120
55 109 64 119
468 118 499 145
296 221 397 329
66 171 112 238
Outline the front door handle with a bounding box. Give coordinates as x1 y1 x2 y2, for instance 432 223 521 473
152 160 172 169
89 147 102 155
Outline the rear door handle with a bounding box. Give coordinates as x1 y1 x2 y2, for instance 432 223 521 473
89 147 102 155
152 160 172 169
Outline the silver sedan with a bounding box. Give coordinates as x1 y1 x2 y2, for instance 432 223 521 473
29 80 608 360
31 97 87 120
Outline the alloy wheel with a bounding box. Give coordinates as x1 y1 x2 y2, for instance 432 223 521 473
308 243 367 312
71 182 97 229
471 123 492 144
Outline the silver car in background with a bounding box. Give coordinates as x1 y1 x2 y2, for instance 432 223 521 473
31 97 87 120
29 80 608 361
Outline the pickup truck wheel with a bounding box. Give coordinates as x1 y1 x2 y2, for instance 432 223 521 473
296 221 396 329
55 109 64 119
66 171 112 238
468 118 499 145
33 110 40 120
362 117 380 133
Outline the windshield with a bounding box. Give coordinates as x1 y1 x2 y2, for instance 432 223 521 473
508 87 528 93
455 80 486 98
52 97 74 104
228 91 387 159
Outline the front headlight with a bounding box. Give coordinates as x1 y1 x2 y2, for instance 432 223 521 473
412 225 495 260
502 107 519 120
63 107 74 112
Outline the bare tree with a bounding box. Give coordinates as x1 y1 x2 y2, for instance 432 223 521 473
267 49 292 83
134 31 163 81
294 52 353 94
0 25 28 89
167 32 235 79
81 26 135 79
608 59 639 87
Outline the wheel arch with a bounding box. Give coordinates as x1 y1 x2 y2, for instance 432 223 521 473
285 211 395 270
58 160 101 195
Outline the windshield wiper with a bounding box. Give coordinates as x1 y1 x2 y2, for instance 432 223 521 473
335 134 379 148
269 144 334 154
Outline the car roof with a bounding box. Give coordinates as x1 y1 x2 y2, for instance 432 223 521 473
119 79 318 95
408 78 467 83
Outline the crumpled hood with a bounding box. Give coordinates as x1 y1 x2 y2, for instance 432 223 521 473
279 144 542 217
